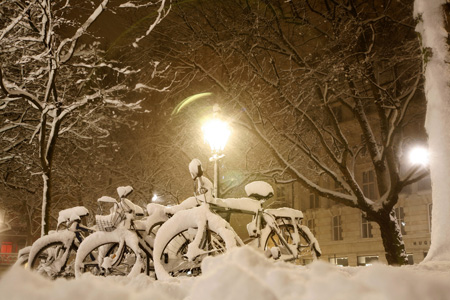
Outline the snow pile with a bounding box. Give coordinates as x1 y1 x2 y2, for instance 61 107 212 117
3 246 450 300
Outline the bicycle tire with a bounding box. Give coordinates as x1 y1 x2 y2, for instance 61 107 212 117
28 241 76 278
28 231 77 279
74 230 144 278
153 205 238 280
263 224 321 263
14 246 31 268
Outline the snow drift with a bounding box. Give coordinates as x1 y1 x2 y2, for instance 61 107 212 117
2 246 450 300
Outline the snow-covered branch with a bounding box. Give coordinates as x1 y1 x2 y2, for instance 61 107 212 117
0 68 43 110
58 0 110 63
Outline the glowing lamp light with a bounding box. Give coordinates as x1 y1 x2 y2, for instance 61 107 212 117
202 118 231 153
152 194 158 201
409 146 429 166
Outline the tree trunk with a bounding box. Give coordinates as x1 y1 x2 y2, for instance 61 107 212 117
41 171 51 236
373 210 408 265
415 0 450 262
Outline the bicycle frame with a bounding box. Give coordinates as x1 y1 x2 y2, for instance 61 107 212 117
209 200 304 260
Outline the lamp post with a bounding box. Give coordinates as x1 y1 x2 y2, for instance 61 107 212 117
202 104 231 198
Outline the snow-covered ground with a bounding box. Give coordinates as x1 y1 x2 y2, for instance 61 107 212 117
2 246 450 300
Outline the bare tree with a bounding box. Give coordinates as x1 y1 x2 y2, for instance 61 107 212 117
0 0 170 236
142 0 426 265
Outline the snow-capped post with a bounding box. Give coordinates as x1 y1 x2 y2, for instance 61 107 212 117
414 0 450 262
201 104 231 198
0 0 171 236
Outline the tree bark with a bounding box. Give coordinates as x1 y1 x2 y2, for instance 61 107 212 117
372 210 408 265
41 171 51 236
415 0 450 262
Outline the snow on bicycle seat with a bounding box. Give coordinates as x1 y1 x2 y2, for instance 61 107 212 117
57 206 89 226
163 196 199 215
264 207 304 220
212 197 262 212
245 181 274 200
123 198 145 216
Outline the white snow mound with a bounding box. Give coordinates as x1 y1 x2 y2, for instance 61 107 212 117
3 246 450 300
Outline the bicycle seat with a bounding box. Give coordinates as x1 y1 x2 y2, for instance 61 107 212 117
57 206 89 227
123 198 145 216
265 207 304 220
245 181 274 200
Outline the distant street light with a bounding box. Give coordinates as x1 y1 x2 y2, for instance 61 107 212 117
202 104 231 198
409 146 429 166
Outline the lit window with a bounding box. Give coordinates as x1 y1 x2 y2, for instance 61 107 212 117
357 255 379 266
394 207 406 235
1 242 13 253
332 215 343 241
361 214 373 238
329 257 348 267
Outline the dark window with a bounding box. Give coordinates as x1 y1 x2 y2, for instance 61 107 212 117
362 215 373 238
309 193 320 209
332 215 343 241
275 186 287 207
362 170 376 199
394 207 406 235
332 106 343 122
334 181 345 194
307 219 316 236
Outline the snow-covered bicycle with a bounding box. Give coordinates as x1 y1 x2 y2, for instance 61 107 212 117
153 159 321 279
72 184 198 278
27 186 143 279
26 206 91 278
73 185 207 278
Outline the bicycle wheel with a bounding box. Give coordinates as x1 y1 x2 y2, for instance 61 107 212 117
263 224 321 263
74 231 143 278
28 241 76 279
298 225 321 258
153 206 238 279
161 227 228 277
14 246 31 268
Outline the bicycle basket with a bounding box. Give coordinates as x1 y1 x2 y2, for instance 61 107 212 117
95 212 124 232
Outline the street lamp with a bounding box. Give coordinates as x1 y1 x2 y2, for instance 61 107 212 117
202 104 231 198
409 146 429 166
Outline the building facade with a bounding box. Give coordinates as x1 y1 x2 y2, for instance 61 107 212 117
274 174 432 266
